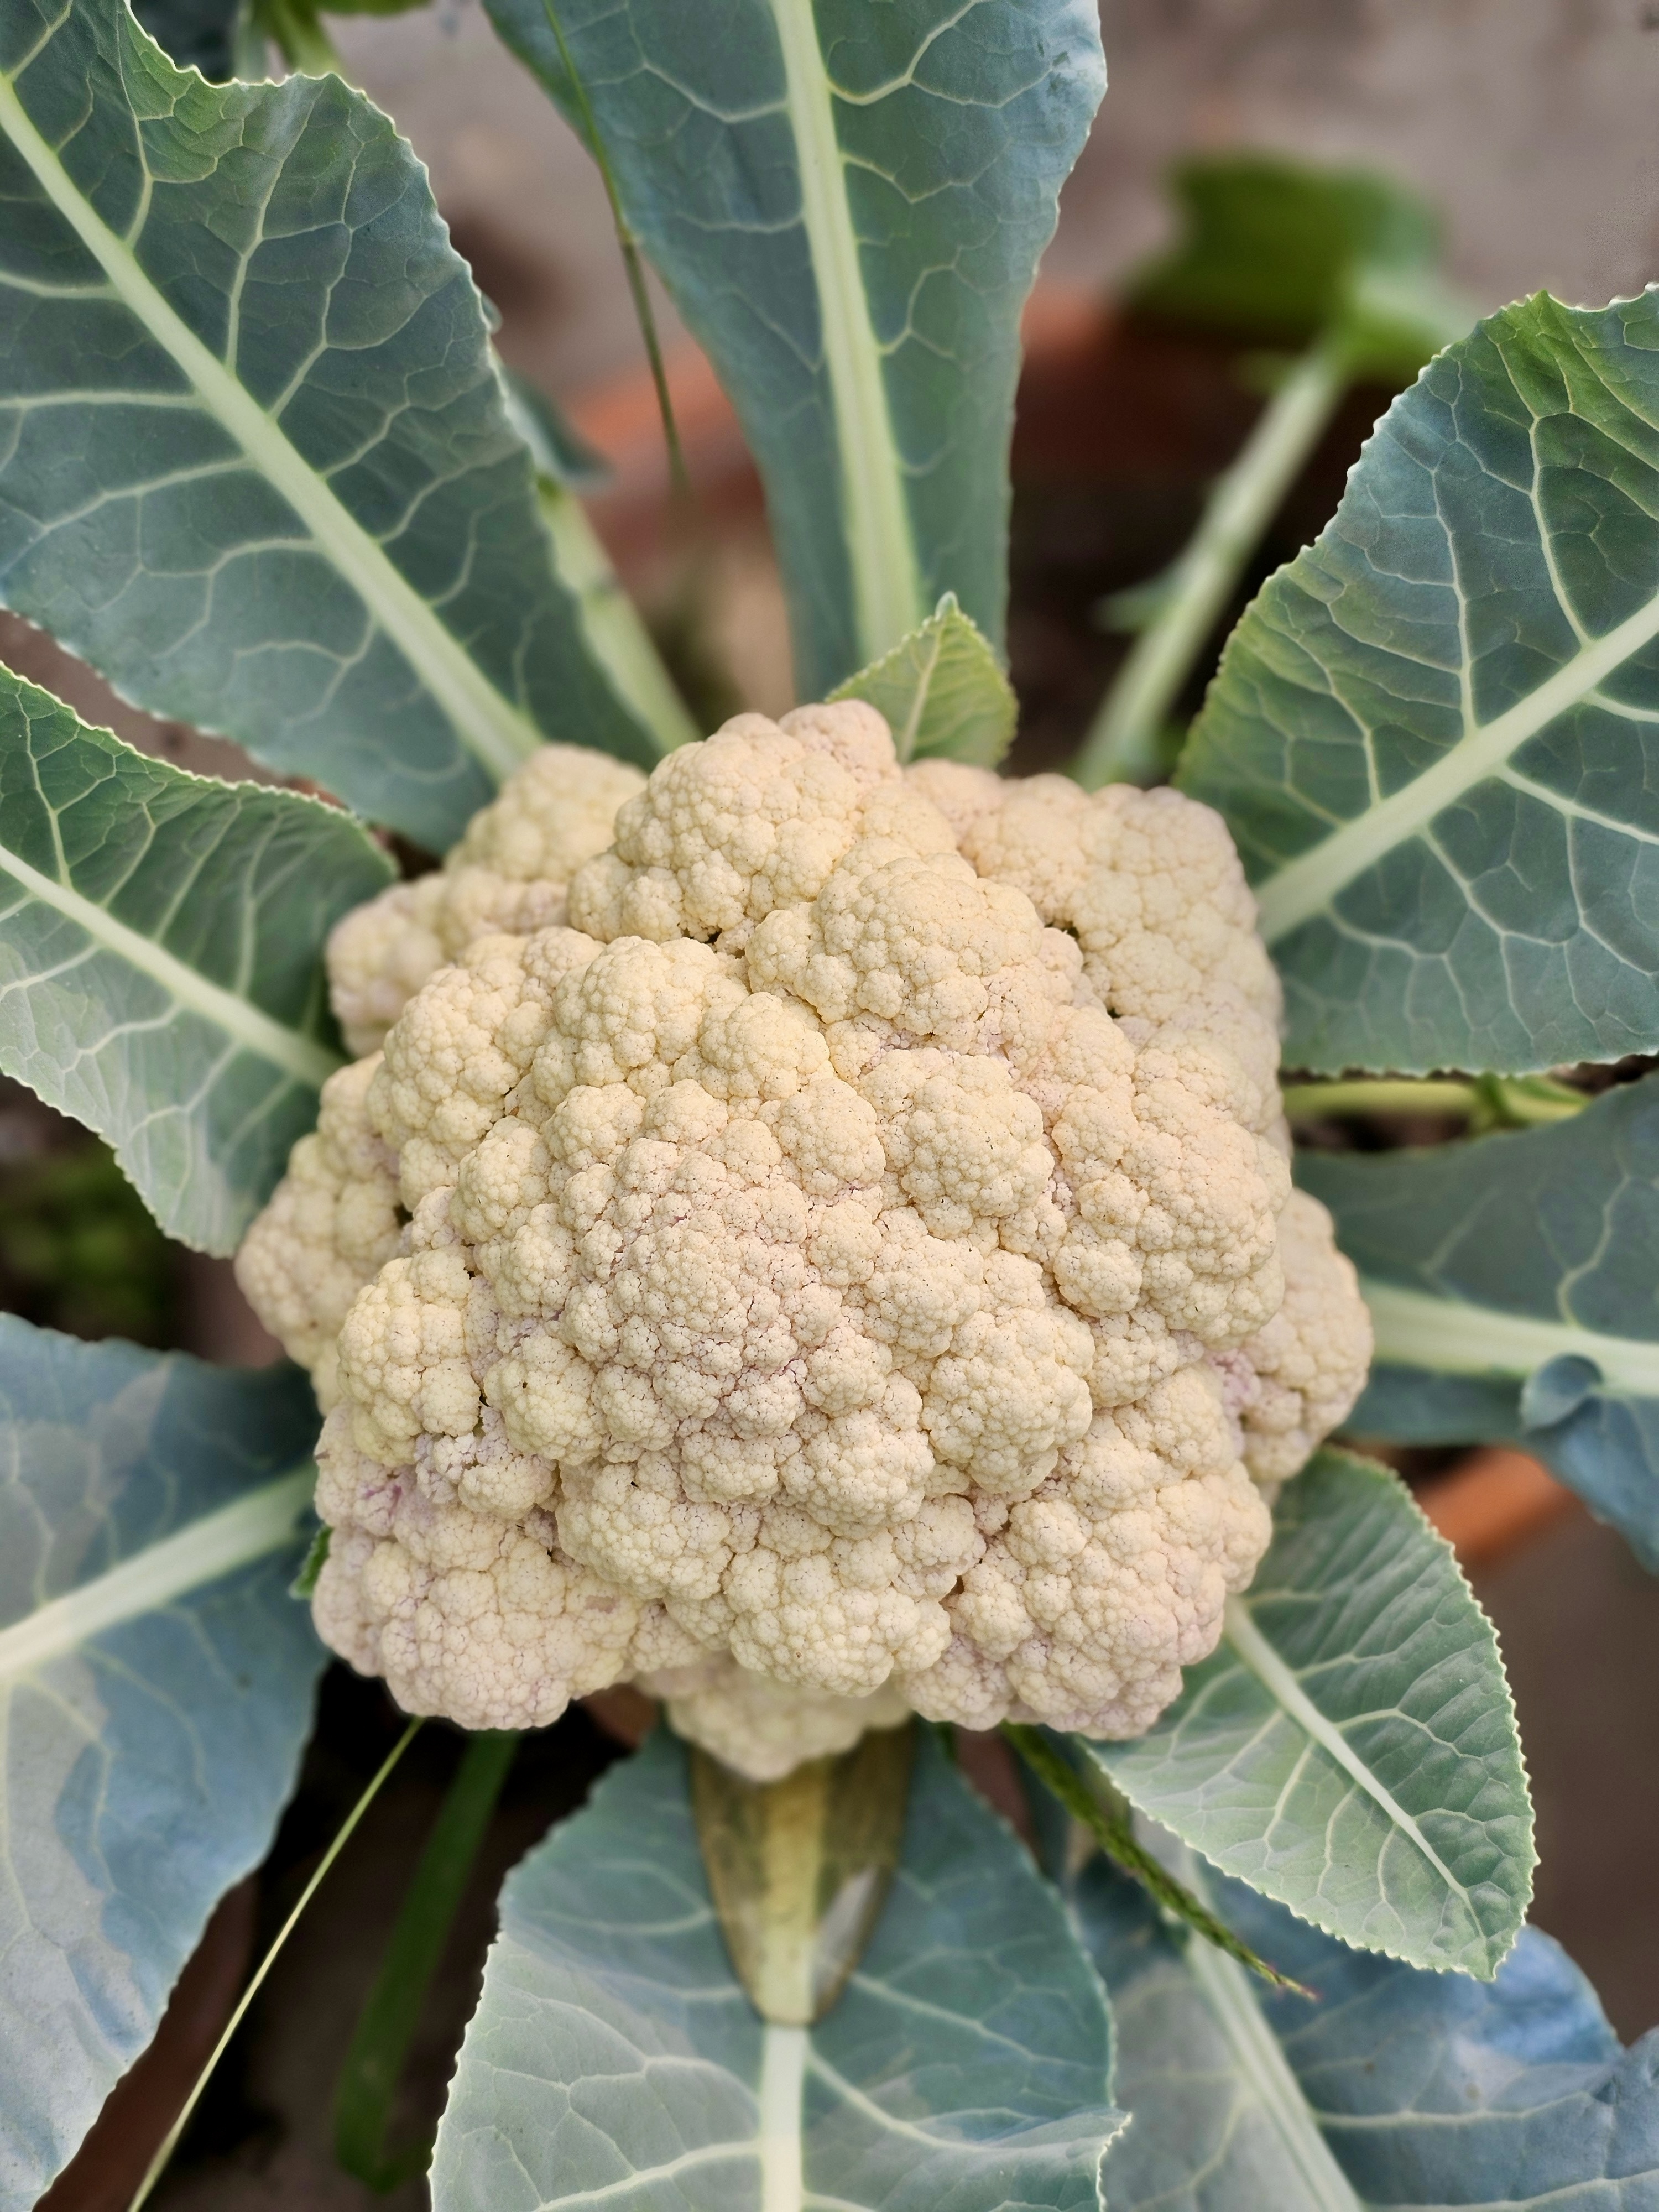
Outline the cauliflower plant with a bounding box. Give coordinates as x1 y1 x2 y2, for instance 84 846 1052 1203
238 705 1370 1781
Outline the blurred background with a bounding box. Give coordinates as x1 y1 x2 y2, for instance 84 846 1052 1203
15 4 1659 2202
344 0 1659 394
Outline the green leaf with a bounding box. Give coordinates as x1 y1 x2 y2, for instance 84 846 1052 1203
429 1728 1124 2211
1003 1724 1308 1992
1300 1075 1659 1569
291 1520 330 1599
335 1731 519 2191
1178 287 1659 1077
830 593 1016 766
1128 153 1463 377
481 0 1105 697
0 1316 325 2212
0 664 393 1252
1079 1856 1659 2212
1082 1449 1535 1979
0 0 660 853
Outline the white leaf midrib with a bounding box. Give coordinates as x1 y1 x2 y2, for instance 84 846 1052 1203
1254 586 1659 943
895 618 945 760
0 44 541 786
759 2023 807 2212
1183 1934 1364 2212
0 832 341 1088
767 0 924 666
1222 1596 1472 1911
1363 1277 1659 1395
0 1465 313 1681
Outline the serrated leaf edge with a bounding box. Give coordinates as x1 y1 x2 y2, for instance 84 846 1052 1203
1225 1458 1536 1978
1247 366 1659 945
1099 1453 1536 1979
1 807 343 1088
0 22 542 788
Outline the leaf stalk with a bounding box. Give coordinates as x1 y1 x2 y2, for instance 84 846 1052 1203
1001 1725 1310 1992
542 0 689 503
334 1730 520 2189
1073 337 1345 790
1281 1072 1587 1130
254 0 345 77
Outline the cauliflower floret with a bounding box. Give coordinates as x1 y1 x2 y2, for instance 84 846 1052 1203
1211 1188 1373 1486
567 702 901 944
233 1056 402 1410
905 1368 1271 1735
327 747 645 1054
243 703 1370 1779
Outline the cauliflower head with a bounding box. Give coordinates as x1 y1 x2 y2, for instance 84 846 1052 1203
326 744 647 1055
239 705 1370 1777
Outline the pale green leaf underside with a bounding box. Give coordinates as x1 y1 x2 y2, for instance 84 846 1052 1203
1299 1077 1659 1568
430 1729 1122 2212
1179 287 1659 1076
831 592 1016 765
0 662 392 1250
1085 1450 1534 1978
1083 1855 1659 2212
482 0 1105 698
1092 1860 1364 2212
0 1316 324 2212
0 0 656 852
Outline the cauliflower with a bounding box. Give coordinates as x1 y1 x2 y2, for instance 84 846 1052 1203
239 705 1371 1777
327 744 646 1055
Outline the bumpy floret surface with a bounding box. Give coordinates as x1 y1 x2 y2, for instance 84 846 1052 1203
239 708 1370 1775
326 745 646 1055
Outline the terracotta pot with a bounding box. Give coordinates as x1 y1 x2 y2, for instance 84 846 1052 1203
1416 1447 1580 1570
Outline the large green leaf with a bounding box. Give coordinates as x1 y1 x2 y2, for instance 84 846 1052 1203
831 592 1016 766
482 0 1105 698
1178 288 1659 1077
0 662 392 1252
0 1316 324 2212
1080 1855 1659 2211
430 1727 1123 2211
0 0 659 853
1083 1449 1534 1979
1300 1077 1659 1569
